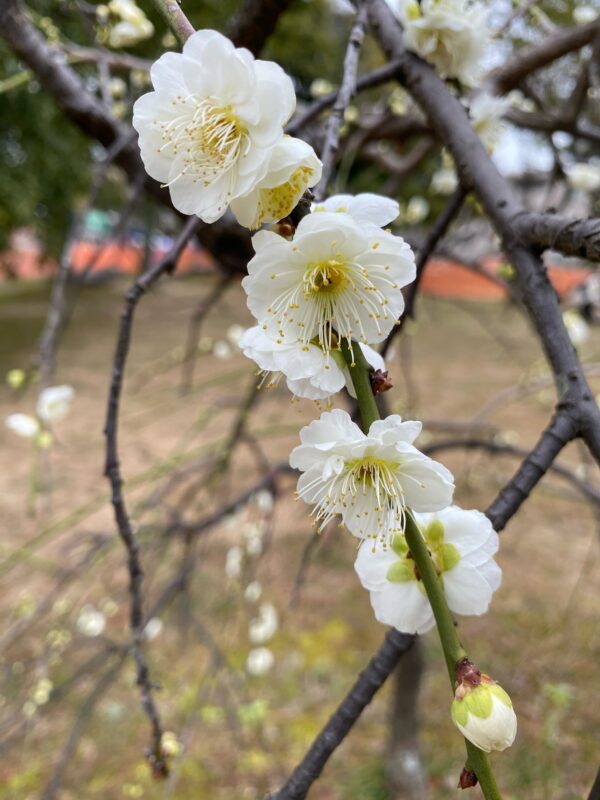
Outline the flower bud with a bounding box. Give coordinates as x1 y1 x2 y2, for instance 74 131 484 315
451 659 517 753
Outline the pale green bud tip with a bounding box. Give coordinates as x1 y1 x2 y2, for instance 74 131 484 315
6 369 26 389
451 678 517 753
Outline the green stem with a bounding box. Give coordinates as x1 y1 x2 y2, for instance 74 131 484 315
340 339 379 430
344 338 502 800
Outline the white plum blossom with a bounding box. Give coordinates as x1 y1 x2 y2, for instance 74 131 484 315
249 602 279 644
452 670 517 752
312 193 400 227
566 163 600 193
563 310 590 347
290 410 454 547
226 324 246 347
106 0 154 48
242 210 416 354
37 385 74 424
246 646 275 675
431 168 458 195
213 340 233 359
385 0 489 86
76 605 106 637
143 617 163 641
239 325 385 401
354 506 501 633
254 489 274 513
244 580 263 603
5 413 39 439
231 136 322 229
133 30 296 223
469 92 509 152
404 196 430 224
573 6 598 24
225 546 243 578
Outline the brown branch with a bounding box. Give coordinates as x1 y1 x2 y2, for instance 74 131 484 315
380 184 467 358
180 274 232 395
103 216 200 773
487 19 600 93
227 0 294 54
266 629 415 800
314 1 368 200
588 765 600 800
513 211 600 263
286 60 403 136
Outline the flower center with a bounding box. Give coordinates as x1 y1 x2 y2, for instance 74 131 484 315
304 259 347 294
255 166 315 229
387 521 460 584
158 96 248 188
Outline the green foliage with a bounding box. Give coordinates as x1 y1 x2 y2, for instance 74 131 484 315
0 47 92 255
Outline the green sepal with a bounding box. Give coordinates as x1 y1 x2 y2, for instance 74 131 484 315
386 559 415 583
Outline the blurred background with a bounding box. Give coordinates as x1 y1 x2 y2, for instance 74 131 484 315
2 1 600 798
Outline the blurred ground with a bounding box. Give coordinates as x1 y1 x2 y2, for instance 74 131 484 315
1 275 600 800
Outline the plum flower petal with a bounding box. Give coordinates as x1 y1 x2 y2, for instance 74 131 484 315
290 410 454 548
354 505 501 634
242 210 416 354
133 29 296 223
312 193 400 227
240 325 384 401
231 136 322 229
37 385 74 424
5 413 40 439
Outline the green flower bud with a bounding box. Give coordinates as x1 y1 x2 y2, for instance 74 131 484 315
451 658 517 753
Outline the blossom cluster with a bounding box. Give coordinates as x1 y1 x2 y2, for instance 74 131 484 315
132 22 515 753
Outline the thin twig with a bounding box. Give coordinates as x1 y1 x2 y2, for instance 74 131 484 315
314 1 368 200
103 216 200 772
380 184 467 358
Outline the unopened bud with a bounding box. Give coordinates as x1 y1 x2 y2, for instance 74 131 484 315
370 368 393 395
451 659 517 753
458 767 478 789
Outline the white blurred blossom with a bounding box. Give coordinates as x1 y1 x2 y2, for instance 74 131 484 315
37 385 74 424
5 413 39 439
469 93 509 152
213 340 233 360
226 324 246 348
431 168 458 195
107 0 154 48
76 605 106 637
254 489 274 513
405 196 430 224
574 6 598 24
385 0 489 86
143 617 163 641
566 163 600 193
246 646 275 675
225 546 243 578
563 310 590 347
244 581 263 603
249 602 278 644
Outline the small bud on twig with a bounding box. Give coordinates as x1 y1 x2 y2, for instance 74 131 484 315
458 767 478 789
369 368 393 395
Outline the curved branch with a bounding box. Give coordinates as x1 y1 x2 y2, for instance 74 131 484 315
267 630 415 800
513 212 600 263
103 217 200 772
487 19 600 93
